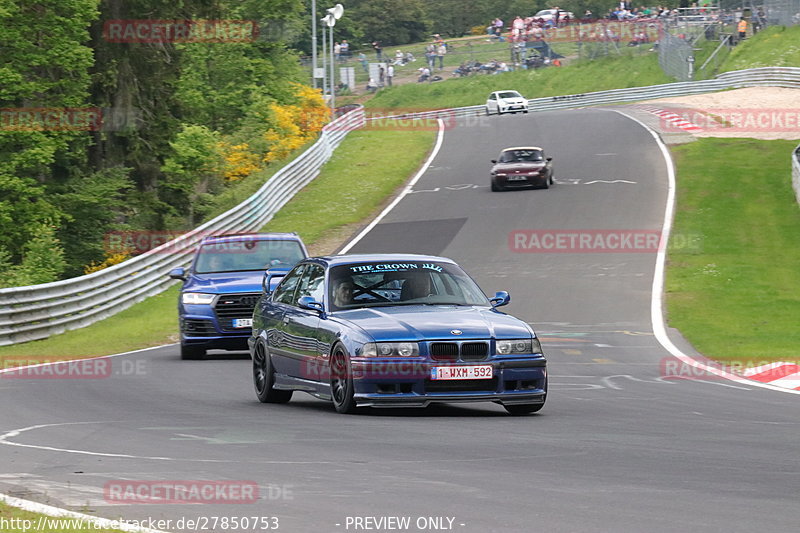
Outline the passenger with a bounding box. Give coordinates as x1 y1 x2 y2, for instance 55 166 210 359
332 279 354 308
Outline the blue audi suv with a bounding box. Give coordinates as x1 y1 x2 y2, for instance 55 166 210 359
169 233 308 359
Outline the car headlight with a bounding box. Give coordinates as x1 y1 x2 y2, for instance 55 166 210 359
495 173 507 177
181 292 216 305
496 338 542 355
361 342 419 357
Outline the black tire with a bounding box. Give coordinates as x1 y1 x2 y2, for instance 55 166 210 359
549 174 554 185
330 344 357 414
504 403 544 415
485 106 490 116
491 180 502 192
180 343 205 360
253 341 293 403
523 110 529 114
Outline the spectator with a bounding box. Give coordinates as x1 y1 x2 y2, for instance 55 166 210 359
417 66 430 82
737 17 747 43
395 49 404 65
372 41 382 60
425 44 436 69
436 42 446 69
334 41 341 62
358 51 368 72
386 63 394 86
493 17 504 41
379 66 385 87
340 40 349 58
366 77 378 93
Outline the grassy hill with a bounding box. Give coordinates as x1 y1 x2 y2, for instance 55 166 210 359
366 25 800 111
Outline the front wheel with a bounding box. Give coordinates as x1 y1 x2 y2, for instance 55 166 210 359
330 345 357 414
253 342 293 403
504 403 544 415
485 106 490 116
491 180 502 192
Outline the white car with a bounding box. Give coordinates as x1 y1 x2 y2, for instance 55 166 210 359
533 9 575 22
486 90 529 115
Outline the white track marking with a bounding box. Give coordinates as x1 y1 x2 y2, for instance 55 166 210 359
613 109 800 396
0 492 169 533
339 119 445 254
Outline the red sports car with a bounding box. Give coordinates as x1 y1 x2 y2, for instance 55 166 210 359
490 147 554 191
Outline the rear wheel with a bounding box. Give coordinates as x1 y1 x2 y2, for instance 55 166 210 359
504 403 544 415
253 342 293 403
180 343 205 360
330 345 357 414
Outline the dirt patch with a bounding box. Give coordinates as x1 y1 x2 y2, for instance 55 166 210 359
646 87 800 140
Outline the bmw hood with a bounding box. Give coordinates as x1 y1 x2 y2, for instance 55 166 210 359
184 271 264 294
335 306 534 341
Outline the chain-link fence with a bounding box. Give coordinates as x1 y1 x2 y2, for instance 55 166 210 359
763 0 800 25
659 31 695 81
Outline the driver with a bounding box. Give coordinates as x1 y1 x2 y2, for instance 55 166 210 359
401 273 432 300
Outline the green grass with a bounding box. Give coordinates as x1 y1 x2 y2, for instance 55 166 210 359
260 128 434 243
720 25 800 71
0 127 434 363
667 138 800 366
366 49 671 111
0 502 128 532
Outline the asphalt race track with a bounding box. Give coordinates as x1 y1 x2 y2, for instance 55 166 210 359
2 109 800 533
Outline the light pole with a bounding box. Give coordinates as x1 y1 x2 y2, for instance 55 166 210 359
320 15 329 104
326 4 344 112
311 0 317 89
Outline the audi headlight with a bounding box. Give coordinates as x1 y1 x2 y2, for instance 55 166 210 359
496 338 542 355
361 342 419 357
181 292 216 305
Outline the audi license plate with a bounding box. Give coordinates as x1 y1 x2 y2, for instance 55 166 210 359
430 365 493 380
232 318 253 328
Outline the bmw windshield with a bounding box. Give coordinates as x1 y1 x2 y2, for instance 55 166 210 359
328 261 490 311
195 239 305 273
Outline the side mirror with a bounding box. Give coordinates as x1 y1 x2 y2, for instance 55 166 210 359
298 296 324 313
168 267 186 281
490 291 510 307
262 268 288 295
491 159 497 164
546 157 552 162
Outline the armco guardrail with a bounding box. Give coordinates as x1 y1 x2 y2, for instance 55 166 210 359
0 107 365 346
794 143 800 206
3 67 800 346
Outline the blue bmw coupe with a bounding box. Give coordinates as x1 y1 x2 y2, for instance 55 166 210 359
249 254 547 415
